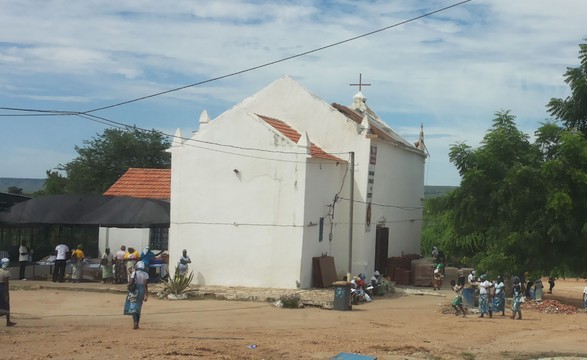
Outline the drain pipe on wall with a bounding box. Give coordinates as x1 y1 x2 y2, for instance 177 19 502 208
347 151 355 282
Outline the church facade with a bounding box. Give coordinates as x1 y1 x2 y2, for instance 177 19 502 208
169 76 426 288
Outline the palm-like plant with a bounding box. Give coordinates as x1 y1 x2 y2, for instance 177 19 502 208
160 265 194 297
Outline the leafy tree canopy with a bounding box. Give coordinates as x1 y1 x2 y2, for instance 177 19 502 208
547 39 587 135
38 127 171 195
423 41 587 279
424 112 587 278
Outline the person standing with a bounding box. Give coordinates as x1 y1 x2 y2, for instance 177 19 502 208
583 280 587 314
100 248 114 284
492 276 506 316
124 247 140 283
431 246 439 262
534 278 544 301
511 276 523 320
457 266 466 287
18 244 29 280
114 245 127 284
478 274 494 318
547 276 555 294
467 270 477 286
52 243 69 283
0 258 16 326
177 249 191 277
123 261 149 329
71 245 85 283
450 280 466 317
433 268 442 290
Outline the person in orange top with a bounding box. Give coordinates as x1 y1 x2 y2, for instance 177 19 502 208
124 247 140 283
71 244 85 283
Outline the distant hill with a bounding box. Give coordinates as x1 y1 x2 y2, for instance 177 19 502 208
424 185 457 198
0 178 45 194
1 177 455 198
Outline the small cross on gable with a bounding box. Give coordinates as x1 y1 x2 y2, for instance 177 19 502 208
349 73 371 92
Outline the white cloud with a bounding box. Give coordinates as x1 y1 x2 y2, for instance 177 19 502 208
1 0 586 182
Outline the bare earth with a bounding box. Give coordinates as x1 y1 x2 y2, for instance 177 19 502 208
2 279 586 360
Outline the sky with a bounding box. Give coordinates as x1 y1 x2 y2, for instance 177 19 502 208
0 0 585 186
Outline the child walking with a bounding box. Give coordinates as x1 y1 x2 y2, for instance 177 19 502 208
450 280 466 317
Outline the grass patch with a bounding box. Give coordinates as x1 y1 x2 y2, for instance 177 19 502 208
461 352 476 360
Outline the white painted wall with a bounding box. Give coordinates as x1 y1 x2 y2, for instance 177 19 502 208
170 107 317 288
300 159 348 287
170 76 426 288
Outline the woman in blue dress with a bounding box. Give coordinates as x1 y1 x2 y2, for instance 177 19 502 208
492 276 506 316
511 276 523 320
124 261 149 329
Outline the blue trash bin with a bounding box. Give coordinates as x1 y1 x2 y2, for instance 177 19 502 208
332 281 352 311
463 288 475 308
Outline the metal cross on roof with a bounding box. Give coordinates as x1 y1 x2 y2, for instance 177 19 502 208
349 73 371 91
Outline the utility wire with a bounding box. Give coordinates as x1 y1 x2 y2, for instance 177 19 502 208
337 196 424 210
77 113 350 165
80 0 473 114
0 0 473 117
78 112 351 161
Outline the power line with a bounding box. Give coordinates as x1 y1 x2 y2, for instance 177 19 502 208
0 0 473 117
78 113 351 163
337 196 424 210
80 0 472 114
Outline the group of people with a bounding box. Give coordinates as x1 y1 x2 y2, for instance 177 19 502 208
450 269 562 320
349 270 390 304
106 245 172 284
449 271 514 319
1 243 194 330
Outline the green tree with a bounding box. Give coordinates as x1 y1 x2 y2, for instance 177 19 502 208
537 126 587 274
423 40 587 278
7 186 23 194
41 127 171 194
439 113 587 277
446 111 544 275
35 170 68 196
547 40 587 135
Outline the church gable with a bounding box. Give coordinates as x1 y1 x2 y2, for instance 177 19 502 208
257 114 345 163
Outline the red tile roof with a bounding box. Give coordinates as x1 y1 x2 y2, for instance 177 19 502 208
331 103 392 141
104 168 170 200
331 103 421 152
257 115 345 162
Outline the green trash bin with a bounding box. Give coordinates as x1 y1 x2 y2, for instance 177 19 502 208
332 281 352 311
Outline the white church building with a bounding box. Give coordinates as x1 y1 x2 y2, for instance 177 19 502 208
169 76 426 289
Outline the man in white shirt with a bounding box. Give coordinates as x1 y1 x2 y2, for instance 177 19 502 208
467 270 477 286
18 244 29 280
52 243 69 283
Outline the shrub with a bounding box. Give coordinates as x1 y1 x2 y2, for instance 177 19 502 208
280 293 302 309
159 265 194 298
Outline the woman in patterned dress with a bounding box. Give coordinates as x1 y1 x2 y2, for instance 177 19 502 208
123 261 149 329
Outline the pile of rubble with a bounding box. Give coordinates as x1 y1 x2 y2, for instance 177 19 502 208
524 299 577 314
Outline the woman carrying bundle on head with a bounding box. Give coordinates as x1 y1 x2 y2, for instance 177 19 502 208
123 261 149 329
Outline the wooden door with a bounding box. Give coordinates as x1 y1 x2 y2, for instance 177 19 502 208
374 227 389 273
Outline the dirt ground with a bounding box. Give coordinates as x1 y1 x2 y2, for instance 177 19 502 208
1 278 586 360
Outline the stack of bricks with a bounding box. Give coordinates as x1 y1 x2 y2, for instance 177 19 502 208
386 254 422 285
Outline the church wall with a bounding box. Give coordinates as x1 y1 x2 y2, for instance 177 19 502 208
169 107 309 288
300 159 348 287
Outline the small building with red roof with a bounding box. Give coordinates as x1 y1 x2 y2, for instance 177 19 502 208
99 168 171 257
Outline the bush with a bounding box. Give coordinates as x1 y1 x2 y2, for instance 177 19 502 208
159 265 194 298
280 293 302 309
